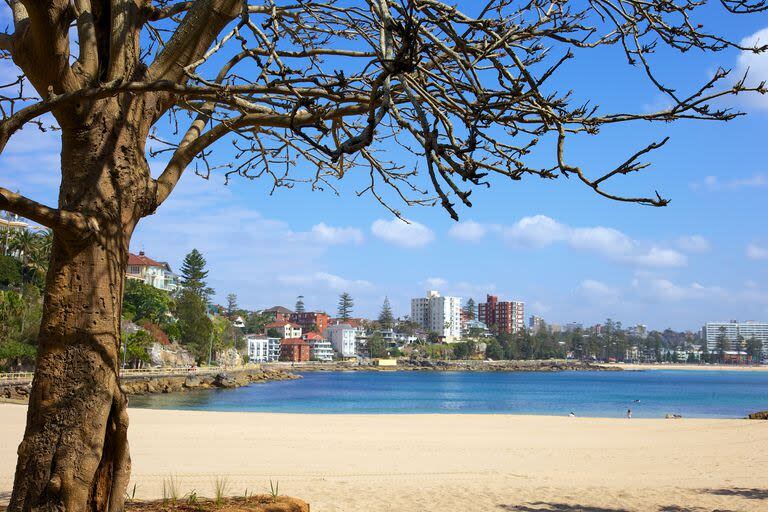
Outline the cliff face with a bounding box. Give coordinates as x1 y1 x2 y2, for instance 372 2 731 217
1 368 298 402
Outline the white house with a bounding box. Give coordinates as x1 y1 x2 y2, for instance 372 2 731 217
245 335 281 362
304 332 334 362
324 323 357 358
126 251 180 292
265 321 302 339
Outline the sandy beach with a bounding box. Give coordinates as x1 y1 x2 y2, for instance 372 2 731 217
2 405 767 511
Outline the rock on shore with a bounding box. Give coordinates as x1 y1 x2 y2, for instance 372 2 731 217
120 367 298 395
1 367 298 402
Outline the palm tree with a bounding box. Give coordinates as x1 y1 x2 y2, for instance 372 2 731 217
9 229 37 266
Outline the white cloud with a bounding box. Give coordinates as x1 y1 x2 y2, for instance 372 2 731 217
747 243 768 260
631 276 727 302
498 215 687 268
691 173 768 191
371 218 434 248
278 272 373 291
448 220 493 242
675 235 711 253
736 27 768 110
423 277 448 289
309 223 364 245
577 279 619 302
503 215 568 248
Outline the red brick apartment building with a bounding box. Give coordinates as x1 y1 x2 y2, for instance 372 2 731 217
478 295 525 334
279 338 310 362
290 311 329 334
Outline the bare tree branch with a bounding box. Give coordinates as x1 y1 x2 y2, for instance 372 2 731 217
0 187 96 236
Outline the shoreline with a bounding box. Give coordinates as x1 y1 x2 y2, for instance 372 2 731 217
2 404 767 511
614 362 768 371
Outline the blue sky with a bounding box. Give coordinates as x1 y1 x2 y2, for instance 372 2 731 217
1 3 767 330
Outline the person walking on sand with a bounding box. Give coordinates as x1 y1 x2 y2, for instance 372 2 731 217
627 409 632 419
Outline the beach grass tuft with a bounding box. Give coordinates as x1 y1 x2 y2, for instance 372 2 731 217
213 477 229 506
162 476 180 504
268 479 279 501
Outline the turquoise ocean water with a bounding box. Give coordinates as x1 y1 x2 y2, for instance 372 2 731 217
128 369 768 418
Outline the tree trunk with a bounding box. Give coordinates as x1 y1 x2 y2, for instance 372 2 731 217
9 110 154 512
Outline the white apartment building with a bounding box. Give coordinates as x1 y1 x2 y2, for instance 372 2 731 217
266 321 302 339
410 290 462 342
304 333 334 362
324 323 357 358
245 335 281 362
702 321 768 355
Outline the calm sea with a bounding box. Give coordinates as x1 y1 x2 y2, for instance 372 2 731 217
128 370 768 418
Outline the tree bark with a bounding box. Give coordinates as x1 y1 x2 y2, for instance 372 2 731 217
9 105 154 512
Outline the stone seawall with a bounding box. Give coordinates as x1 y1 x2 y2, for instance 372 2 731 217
1 367 298 402
270 359 620 373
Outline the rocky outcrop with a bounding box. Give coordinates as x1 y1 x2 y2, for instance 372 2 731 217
748 410 768 420
120 367 298 396
216 347 243 367
148 342 195 367
0 382 31 401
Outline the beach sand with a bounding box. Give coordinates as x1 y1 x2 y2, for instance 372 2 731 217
1 404 767 511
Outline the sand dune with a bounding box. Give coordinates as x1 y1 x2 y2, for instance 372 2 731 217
1 404 767 511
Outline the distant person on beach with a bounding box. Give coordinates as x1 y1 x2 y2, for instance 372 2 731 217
569 411 576 417
627 409 632 419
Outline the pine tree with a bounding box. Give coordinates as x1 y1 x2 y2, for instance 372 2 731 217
337 292 354 320
226 293 238 318
295 295 305 313
378 296 394 329
180 249 214 302
464 298 476 320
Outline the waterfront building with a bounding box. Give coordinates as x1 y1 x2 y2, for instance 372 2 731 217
462 319 491 337
265 321 302 339
290 311 329 335
279 338 311 362
126 251 180 292
245 335 281 362
478 295 524 334
263 306 293 323
303 332 334 361
701 321 768 356
324 323 358 358
529 315 546 333
410 290 462 342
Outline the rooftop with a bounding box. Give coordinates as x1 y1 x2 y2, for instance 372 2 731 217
127 251 164 268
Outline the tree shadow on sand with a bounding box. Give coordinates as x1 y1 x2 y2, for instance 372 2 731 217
700 488 768 500
498 502 630 512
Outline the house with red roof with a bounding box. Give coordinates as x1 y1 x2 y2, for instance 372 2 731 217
126 251 180 292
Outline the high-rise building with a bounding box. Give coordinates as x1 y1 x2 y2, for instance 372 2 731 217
529 315 546 333
478 295 524 334
410 290 462 341
702 321 768 355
